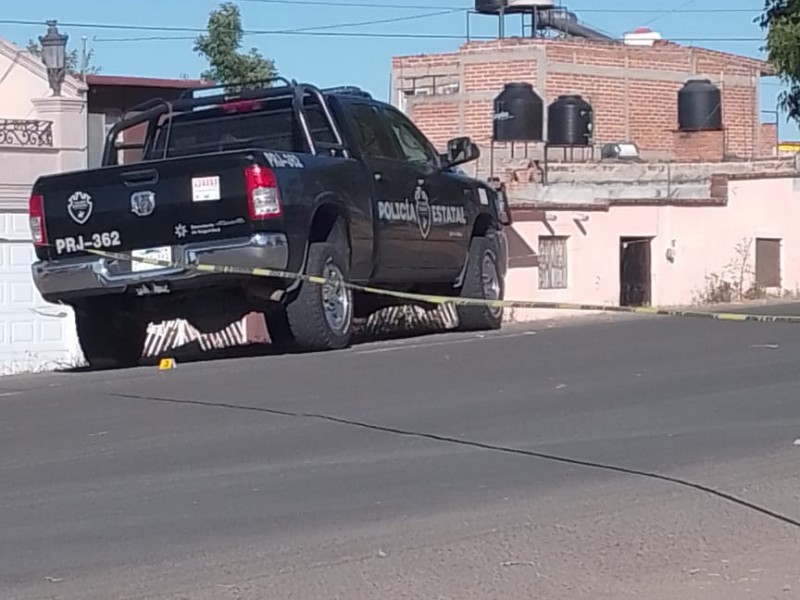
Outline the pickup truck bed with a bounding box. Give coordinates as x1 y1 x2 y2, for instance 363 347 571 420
29 79 511 369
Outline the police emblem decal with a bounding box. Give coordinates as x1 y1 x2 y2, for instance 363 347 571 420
130 191 156 217
414 180 431 240
66 191 93 225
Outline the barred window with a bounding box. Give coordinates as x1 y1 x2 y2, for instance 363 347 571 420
538 236 568 289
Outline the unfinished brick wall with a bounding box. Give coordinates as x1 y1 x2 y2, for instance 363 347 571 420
760 123 778 157
463 59 538 93
393 38 774 159
411 102 461 145
673 130 724 162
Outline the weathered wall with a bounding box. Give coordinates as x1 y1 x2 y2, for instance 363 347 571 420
0 39 87 375
503 173 800 321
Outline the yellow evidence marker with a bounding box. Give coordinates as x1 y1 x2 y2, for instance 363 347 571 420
158 358 177 371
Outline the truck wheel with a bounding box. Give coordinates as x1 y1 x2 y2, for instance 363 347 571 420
75 305 147 370
456 234 504 331
286 242 353 351
264 307 295 351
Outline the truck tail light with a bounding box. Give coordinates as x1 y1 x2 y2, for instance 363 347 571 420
28 193 47 246
222 99 262 113
245 164 282 220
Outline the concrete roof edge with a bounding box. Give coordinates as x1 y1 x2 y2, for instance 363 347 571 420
392 37 775 76
725 171 798 181
85 74 211 89
510 198 730 210
690 46 775 76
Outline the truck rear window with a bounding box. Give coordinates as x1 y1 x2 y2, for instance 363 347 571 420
145 101 337 159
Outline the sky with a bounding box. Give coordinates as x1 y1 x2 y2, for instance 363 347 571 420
3 0 795 139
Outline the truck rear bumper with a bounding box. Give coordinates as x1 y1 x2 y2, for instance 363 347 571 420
32 233 289 301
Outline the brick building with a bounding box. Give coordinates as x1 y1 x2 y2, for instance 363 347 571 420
391 36 775 161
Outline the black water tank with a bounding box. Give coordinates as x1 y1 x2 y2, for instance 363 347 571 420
475 0 505 13
678 79 722 131
493 82 544 142
475 0 556 14
547 94 593 145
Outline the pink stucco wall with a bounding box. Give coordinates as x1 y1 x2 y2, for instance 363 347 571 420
504 177 798 321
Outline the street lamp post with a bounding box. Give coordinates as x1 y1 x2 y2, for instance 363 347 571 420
38 20 69 96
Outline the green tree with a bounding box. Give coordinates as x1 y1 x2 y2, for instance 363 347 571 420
25 40 100 77
194 2 277 87
760 1 800 121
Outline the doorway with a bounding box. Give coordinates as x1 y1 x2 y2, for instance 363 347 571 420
620 237 652 307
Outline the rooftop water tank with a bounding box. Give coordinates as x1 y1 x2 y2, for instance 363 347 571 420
623 26 663 46
547 94 593 146
493 82 544 142
678 79 722 131
475 0 555 14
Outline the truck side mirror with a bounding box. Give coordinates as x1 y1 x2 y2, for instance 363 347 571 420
442 137 480 168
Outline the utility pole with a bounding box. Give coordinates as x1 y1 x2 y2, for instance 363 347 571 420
81 35 88 82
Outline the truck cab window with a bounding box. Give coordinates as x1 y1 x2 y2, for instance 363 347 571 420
304 103 338 145
143 96 339 160
381 107 437 165
347 104 400 161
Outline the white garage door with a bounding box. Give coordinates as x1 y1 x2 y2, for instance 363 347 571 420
0 211 80 376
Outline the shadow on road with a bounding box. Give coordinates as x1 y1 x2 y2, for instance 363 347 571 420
62 299 800 374
64 305 458 374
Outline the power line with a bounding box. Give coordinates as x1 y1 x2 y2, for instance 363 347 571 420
0 11 465 37
6 11 469 43
639 0 699 27
94 32 768 43
91 32 766 44
528 8 760 13
269 8 464 34
166 0 761 12
188 0 472 9
44 0 763 13
1 19 202 35
0 18 767 43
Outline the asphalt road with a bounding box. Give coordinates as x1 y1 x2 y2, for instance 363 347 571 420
2 306 800 600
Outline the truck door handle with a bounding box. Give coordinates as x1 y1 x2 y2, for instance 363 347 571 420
121 169 159 186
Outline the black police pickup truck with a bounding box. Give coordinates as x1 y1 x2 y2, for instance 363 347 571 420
28 78 511 368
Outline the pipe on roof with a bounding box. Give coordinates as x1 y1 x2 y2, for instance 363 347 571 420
536 9 612 40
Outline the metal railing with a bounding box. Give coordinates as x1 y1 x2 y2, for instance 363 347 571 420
0 119 54 148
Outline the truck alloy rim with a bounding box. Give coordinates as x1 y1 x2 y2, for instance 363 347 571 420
321 260 352 334
482 252 502 316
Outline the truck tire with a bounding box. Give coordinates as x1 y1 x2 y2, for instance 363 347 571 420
75 305 147 370
286 241 353 351
456 234 504 331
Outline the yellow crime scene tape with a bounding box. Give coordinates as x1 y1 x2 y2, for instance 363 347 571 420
78 248 800 325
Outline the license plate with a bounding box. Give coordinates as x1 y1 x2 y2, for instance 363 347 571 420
131 246 173 272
